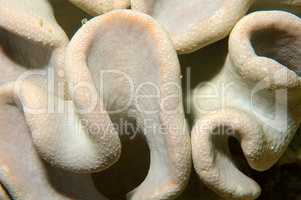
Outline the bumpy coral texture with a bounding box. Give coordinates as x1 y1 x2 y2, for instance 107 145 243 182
0 1 300 200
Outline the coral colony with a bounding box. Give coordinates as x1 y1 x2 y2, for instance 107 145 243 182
0 0 301 200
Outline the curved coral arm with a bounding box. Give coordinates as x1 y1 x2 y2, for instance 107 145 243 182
0 0 68 48
229 11 301 167
0 103 108 200
191 109 266 200
192 10 301 200
131 0 254 53
0 0 121 173
229 11 301 84
66 10 191 199
0 80 121 173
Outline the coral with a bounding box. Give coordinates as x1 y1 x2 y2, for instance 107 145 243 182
191 11 301 200
131 0 254 54
0 1 300 200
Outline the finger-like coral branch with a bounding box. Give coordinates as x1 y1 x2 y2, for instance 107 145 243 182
192 109 263 200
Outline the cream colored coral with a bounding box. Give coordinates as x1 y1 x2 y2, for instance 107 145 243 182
131 0 254 54
192 11 301 200
0 2 191 198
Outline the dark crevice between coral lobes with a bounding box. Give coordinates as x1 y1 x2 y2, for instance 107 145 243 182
49 0 92 38
0 28 52 69
251 27 301 76
0 182 14 200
